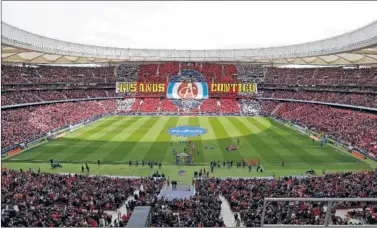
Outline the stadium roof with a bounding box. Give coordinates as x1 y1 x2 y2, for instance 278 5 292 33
2 21 377 65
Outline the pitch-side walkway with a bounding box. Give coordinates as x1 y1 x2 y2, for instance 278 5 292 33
219 195 244 227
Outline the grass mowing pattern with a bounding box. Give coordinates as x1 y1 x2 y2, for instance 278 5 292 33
3 116 374 183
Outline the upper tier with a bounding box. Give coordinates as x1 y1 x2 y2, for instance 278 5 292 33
2 63 377 108
2 63 377 85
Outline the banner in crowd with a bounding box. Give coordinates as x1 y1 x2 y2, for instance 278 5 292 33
116 82 257 99
7 147 22 157
2 144 22 155
167 82 208 99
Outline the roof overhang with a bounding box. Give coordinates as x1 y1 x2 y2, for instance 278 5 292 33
2 21 377 65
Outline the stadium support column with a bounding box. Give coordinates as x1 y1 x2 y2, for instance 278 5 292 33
260 199 267 227
324 201 334 227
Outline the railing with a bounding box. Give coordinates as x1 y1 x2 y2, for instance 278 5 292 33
2 96 376 113
259 97 377 112
1 97 121 109
261 198 377 227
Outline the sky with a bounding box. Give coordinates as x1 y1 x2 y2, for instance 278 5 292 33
2 1 377 50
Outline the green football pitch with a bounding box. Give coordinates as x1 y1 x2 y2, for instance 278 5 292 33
3 116 376 183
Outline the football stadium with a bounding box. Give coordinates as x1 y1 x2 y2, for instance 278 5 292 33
1 2 377 227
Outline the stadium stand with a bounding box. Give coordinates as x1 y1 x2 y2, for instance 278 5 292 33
200 99 220 113
131 98 142 112
196 171 377 226
2 90 117 105
139 98 161 113
220 99 240 114
2 64 377 158
263 91 377 108
2 63 377 228
147 187 224 227
116 98 136 112
2 170 376 227
2 14 377 228
1 65 116 84
266 102 377 157
0 170 165 227
1 100 117 148
239 99 261 115
264 67 377 86
160 98 178 112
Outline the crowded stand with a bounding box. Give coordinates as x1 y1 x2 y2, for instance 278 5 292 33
131 98 142 112
160 98 178 112
148 189 224 227
139 98 161 112
2 64 376 110
2 65 116 84
199 99 220 113
2 64 377 86
116 98 136 112
220 99 240 113
117 65 139 82
270 102 377 157
35 91 68 102
178 99 203 113
2 61 377 228
33 66 115 84
1 91 42 105
1 100 117 148
260 100 281 116
1 65 32 84
2 63 377 157
239 99 261 115
107 91 124 98
264 67 377 86
196 170 377 227
158 62 180 77
263 90 377 108
3 169 376 227
0 170 167 227
2 90 117 106
236 65 264 83
201 63 223 81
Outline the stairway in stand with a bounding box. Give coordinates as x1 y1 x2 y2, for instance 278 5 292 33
219 195 244 227
271 102 284 115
